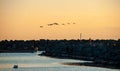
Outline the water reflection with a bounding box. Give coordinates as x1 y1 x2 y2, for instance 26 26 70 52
0 53 119 71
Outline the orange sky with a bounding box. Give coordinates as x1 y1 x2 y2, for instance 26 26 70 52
0 0 120 40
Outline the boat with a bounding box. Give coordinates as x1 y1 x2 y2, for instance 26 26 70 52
13 64 18 69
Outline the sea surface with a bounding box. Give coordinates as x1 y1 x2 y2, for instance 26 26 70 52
0 51 119 71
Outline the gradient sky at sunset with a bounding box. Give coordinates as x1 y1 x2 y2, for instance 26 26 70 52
0 0 120 40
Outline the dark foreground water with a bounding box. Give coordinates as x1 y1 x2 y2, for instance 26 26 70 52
0 52 119 71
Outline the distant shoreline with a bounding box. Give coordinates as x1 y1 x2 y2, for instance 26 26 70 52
61 62 120 69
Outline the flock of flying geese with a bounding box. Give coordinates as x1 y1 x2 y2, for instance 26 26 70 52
40 22 76 28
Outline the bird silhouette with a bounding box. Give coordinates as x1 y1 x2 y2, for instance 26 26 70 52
67 23 70 24
73 23 76 24
53 23 59 25
40 26 43 28
48 24 53 26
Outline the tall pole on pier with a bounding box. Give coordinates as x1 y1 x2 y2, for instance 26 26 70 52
80 33 82 40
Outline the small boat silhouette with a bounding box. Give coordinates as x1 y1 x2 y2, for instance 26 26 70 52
13 65 18 69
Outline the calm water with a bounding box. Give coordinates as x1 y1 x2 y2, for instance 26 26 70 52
0 52 119 71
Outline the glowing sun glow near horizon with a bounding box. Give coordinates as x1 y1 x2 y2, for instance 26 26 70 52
0 0 120 40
